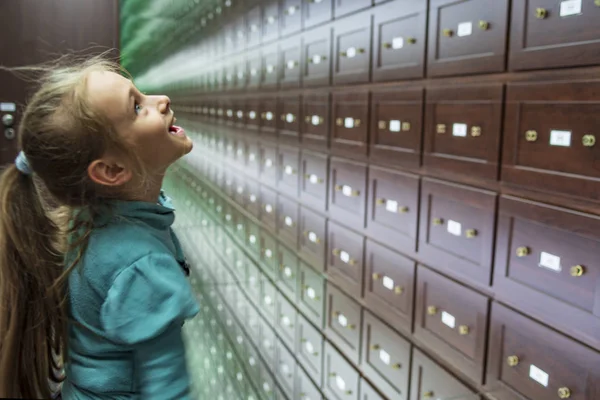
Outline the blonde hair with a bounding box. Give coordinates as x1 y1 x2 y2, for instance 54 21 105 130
0 54 141 398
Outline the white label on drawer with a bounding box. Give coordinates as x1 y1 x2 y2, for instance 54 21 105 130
385 200 398 213
550 130 572 147
335 375 346 391
265 158 273 167
265 249 273 258
441 311 456 329
249 234 257 244
237 335 244 344
389 120 401 132
312 54 322 64
308 231 318 243
392 36 404 49
0 102 16 112
263 382 271 392
309 174 320 184
237 110 244 119
266 64 275 73
237 149 244 156
457 21 473 37
237 186 244 194
344 117 355 128
383 276 395 290
452 123 468 137
340 250 351 263
265 204 273 213
251 68 258 76
305 341 314 354
307 287 316 299
281 315 291 326
249 153 256 161
284 165 294 175
249 276 256 285
227 109 233 117
284 266 293 277
539 252 562 272
346 47 357 58
379 349 391 365
265 112 274 121
249 111 256 119
529 364 549 387
342 185 353 197
249 194 257 203
337 314 348 327
447 220 462 236
287 60 296 69
560 0 582 17
286 113 295 123
285 216 294 226
311 115 321 125
249 357 256 366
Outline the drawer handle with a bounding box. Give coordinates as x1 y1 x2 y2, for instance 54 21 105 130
570 265 585 277
370 344 380 350
471 126 482 137
465 229 478 239
516 246 530 257
286 60 298 69
372 273 381 280
394 286 404 295
507 355 519 367
558 387 571 399
479 20 490 30
335 184 360 197
525 130 538 142
391 363 402 370
436 124 446 134
304 230 321 244
336 117 361 128
433 218 444 226
332 248 356 265
442 28 453 37
309 54 327 64
536 7 548 19
339 47 365 58
582 134 596 147
427 306 438 315
423 392 434 399
458 325 469 335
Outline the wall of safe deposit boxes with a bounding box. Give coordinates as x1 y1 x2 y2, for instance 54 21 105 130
149 0 600 399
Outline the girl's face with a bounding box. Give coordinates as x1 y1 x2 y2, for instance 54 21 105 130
87 70 193 173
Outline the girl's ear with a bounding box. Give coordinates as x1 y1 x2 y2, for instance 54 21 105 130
87 156 133 187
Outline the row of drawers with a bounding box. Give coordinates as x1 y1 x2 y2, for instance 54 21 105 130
177 74 600 206
170 168 600 400
168 0 600 91
186 132 600 351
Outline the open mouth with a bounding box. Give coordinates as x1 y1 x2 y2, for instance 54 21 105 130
168 124 186 137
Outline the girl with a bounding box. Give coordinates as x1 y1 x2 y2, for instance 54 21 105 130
0 56 199 399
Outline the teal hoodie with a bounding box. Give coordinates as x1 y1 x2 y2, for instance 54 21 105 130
61 191 200 399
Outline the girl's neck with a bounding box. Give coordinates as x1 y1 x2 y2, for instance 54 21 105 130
125 172 165 203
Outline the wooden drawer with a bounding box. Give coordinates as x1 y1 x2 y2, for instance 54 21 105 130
277 291 298 348
334 0 371 18
246 179 260 217
277 94 301 144
361 311 411 400
329 158 368 230
301 91 330 151
260 229 278 278
276 339 296 395
260 97 278 137
364 239 415 337
260 318 278 365
302 25 333 88
323 342 360 400
326 283 362 364
509 0 600 71
281 0 302 36
327 221 365 298
262 0 280 43
236 57 248 90
494 196 600 350
246 222 261 257
332 91 370 159
279 35 302 89
246 4 262 47
369 87 423 170
244 339 262 384
277 194 300 248
277 243 299 300
246 140 261 177
278 146 300 195
366 166 419 254
259 360 278 400
415 265 490 385
502 80 600 204
246 98 261 131
297 314 325 386
300 151 329 211
260 185 278 230
427 0 509 77
247 305 262 344
299 206 327 272
261 44 280 89
486 302 600 400
423 83 504 185
298 261 326 329
260 143 279 187
418 178 497 291
260 275 278 324
304 0 332 28
372 0 426 82
333 11 372 85
295 364 324 400
359 379 385 400
409 348 478 400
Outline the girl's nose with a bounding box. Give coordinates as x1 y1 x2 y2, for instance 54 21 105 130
157 96 171 114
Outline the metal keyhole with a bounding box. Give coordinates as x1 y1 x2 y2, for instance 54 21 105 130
4 128 16 140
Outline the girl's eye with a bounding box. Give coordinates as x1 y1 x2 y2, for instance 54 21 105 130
134 103 142 115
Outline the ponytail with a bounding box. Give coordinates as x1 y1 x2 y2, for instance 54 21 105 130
0 164 66 399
